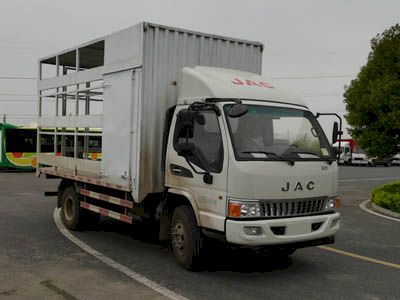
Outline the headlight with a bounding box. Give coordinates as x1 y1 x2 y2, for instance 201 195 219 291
325 195 339 211
228 199 261 218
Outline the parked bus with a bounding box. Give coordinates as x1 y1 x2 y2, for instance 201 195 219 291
0 123 37 170
0 123 101 170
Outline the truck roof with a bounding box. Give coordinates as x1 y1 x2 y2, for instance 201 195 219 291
39 22 263 68
179 66 307 109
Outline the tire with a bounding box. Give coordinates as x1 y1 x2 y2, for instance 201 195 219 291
60 186 82 230
170 205 202 270
280 248 296 256
270 248 296 257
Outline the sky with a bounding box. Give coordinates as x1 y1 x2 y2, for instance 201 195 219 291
0 0 399 138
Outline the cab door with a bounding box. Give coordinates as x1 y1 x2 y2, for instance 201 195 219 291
165 106 229 232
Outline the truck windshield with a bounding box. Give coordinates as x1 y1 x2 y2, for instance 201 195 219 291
224 104 334 162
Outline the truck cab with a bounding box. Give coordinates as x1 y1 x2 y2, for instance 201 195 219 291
333 141 351 165
164 67 341 265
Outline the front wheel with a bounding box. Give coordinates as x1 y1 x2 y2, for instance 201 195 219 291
170 206 202 270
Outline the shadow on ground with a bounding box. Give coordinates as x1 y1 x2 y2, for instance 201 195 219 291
81 217 294 273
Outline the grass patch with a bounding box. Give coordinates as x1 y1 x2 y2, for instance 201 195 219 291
371 181 400 213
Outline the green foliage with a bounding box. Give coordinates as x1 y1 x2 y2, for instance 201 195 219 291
371 181 400 213
344 24 400 158
292 134 320 153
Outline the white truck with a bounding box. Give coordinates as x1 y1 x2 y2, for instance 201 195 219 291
37 22 341 269
333 141 368 166
333 141 351 165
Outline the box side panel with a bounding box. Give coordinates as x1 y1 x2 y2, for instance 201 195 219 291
138 25 263 200
101 24 143 194
102 69 135 188
104 24 143 67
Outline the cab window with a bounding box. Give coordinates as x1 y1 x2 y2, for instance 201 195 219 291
173 110 223 173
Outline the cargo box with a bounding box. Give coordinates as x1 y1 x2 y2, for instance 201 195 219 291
37 22 263 202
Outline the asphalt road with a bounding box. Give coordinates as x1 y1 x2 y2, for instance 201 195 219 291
1 166 399 300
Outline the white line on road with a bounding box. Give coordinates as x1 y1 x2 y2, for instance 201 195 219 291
359 200 400 223
339 177 400 182
53 209 188 300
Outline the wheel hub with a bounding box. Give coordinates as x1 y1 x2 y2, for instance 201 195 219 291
171 220 186 256
64 197 75 222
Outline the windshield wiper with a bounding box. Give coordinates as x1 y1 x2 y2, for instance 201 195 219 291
241 151 295 166
290 150 334 165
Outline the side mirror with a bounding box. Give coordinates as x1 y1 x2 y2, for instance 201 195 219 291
176 140 194 157
177 109 195 130
227 103 248 118
195 113 205 125
333 147 341 156
332 122 339 144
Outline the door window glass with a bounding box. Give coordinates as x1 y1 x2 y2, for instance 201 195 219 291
174 110 223 173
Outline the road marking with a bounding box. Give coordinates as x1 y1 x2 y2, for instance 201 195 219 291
319 245 400 270
339 177 400 182
359 200 400 223
53 209 188 300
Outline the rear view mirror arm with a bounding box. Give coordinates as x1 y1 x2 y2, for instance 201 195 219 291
315 112 343 160
189 102 221 116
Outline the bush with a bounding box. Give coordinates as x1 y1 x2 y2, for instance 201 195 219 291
371 181 400 213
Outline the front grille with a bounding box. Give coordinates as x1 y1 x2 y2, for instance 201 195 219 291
260 197 327 218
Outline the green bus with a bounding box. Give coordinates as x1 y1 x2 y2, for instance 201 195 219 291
0 123 102 170
0 123 37 170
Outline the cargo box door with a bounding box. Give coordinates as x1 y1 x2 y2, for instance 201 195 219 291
102 69 138 189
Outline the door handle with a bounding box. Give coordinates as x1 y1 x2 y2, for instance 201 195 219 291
170 164 193 178
172 167 182 173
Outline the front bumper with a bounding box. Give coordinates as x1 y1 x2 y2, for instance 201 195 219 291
226 212 341 246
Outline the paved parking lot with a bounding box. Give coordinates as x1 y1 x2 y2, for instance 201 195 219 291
0 166 399 299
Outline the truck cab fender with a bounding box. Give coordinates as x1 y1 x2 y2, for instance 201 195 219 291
158 188 201 242
167 188 201 226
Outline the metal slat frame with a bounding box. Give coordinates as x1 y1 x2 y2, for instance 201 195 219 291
74 49 79 163
80 202 132 224
39 85 105 98
38 45 104 177
79 189 133 208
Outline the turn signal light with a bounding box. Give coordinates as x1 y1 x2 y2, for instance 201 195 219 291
335 197 340 208
228 202 241 217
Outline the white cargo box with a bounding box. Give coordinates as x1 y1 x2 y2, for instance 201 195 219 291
37 22 263 202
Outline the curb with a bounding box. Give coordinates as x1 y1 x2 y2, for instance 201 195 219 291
371 202 400 219
359 200 400 223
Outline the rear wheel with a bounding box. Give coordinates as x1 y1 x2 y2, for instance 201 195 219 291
60 186 82 230
170 206 202 270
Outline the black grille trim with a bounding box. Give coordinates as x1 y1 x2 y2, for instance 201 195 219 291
260 196 328 218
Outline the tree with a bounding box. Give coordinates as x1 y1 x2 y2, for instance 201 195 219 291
344 24 400 158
